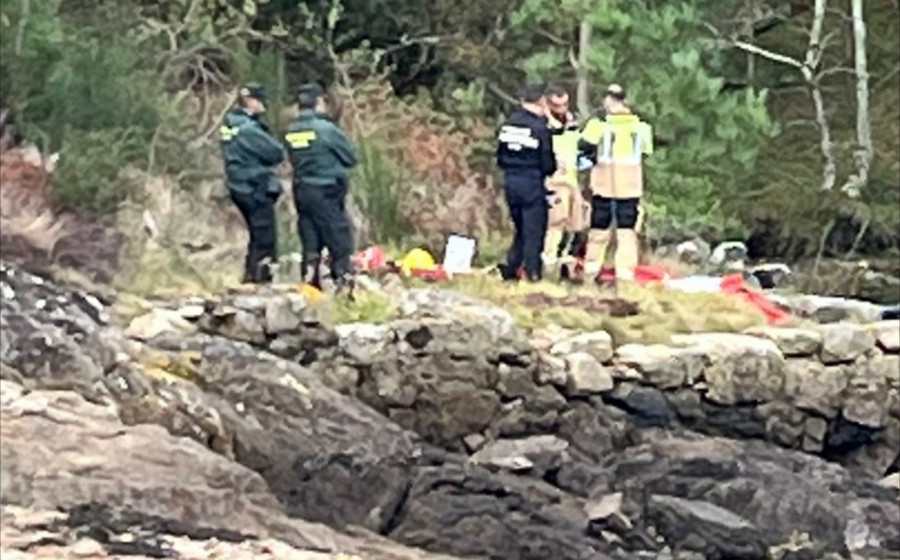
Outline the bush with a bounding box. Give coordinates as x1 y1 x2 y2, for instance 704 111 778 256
52 127 148 215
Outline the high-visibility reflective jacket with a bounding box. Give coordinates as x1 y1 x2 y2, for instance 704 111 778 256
547 112 581 187
581 110 653 198
545 112 587 231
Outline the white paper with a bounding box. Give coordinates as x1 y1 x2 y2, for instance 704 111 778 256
443 234 476 274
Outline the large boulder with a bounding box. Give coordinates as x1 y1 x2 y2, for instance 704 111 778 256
598 432 900 559
0 380 462 560
389 460 612 560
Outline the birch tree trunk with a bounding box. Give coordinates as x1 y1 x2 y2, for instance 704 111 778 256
805 0 837 192
576 20 592 118
845 0 871 197
723 0 835 192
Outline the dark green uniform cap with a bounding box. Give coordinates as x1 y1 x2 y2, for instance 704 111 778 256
298 82 325 99
240 82 267 101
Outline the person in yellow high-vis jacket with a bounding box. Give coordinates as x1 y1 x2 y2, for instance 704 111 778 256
578 84 653 282
542 85 589 269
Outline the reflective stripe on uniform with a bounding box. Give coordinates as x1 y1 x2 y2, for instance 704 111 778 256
220 125 239 142
285 131 317 149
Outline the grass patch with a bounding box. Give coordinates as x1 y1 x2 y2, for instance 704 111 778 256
422 273 772 344
113 245 240 299
327 290 400 324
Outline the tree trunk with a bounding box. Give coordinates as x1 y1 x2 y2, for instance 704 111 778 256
845 0 871 197
14 0 29 57
576 20 592 117
805 0 837 192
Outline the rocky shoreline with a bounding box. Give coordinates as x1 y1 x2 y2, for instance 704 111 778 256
2 261 898 560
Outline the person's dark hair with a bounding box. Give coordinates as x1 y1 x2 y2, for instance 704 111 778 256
297 82 325 110
519 83 546 104
544 83 568 98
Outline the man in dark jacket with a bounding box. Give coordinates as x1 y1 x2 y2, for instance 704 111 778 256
284 82 358 289
495 84 557 282
220 83 285 284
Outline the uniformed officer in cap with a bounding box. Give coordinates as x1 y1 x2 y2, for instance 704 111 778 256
495 83 557 282
219 82 285 284
284 82 358 289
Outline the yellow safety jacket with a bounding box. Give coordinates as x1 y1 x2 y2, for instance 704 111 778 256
581 110 653 199
546 112 587 231
547 112 581 187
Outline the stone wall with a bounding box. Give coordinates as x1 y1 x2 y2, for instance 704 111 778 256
153 286 900 479
535 321 900 478
6 266 900 560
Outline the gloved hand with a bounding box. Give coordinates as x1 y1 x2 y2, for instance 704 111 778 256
545 189 558 208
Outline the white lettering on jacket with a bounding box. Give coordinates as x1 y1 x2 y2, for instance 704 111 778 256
498 125 539 151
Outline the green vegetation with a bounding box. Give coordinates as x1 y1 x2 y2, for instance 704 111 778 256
1 0 897 272
419 273 771 344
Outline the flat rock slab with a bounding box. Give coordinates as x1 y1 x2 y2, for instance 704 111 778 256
817 323 877 364
868 320 900 353
470 435 569 474
565 352 614 396
670 333 785 405
647 495 766 559
550 331 614 364
614 343 706 389
744 326 822 357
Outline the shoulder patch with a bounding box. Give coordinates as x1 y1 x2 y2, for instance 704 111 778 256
220 125 239 142
285 130 317 149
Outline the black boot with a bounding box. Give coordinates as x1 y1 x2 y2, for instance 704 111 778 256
302 258 322 289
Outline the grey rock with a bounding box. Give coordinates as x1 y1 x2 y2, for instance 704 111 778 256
463 433 486 453
647 495 766 559
614 344 704 390
880 473 900 490
124 308 196 340
177 304 206 320
606 383 674 427
869 320 900 353
391 462 611 560
744 326 822 357
843 362 890 427
609 435 900 557
818 323 877 364
551 331 614 364
470 435 569 475
767 294 885 324
335 322 393 365
263 294 305 334
536 354 568 387
793 361 849 418
565 352 614 396
670 333 784 405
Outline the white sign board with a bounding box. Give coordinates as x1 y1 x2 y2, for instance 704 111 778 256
442 234 476 275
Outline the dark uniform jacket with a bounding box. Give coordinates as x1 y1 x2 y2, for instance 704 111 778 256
219 108 284 195
495 107 557 203
284 109 358 191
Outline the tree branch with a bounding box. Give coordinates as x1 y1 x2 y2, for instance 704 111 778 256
14 0 29 57
731 39 804 69
873 64 900 91
486 81 517 105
